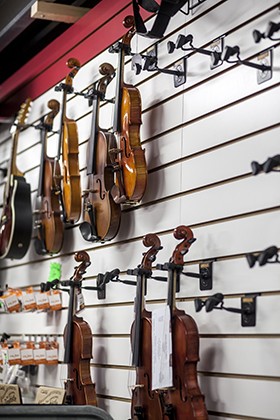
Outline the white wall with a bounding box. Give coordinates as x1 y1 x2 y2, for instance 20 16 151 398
0 0 280 418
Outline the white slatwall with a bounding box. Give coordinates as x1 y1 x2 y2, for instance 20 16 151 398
1 0 280 419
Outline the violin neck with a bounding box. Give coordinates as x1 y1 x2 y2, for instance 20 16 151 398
132 272 145 367
57 89 67 161
37 124 47 197
87 90 100 175
63 284 76 364
167 268 178 313
113 45 125 134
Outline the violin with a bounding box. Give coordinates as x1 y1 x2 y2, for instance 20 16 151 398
109 15 147 204
130 233 163 419
56 58 81 223
158 226 208 419
63 250 97 405
0 99 33 259
34 99 64 255
79 63 121 242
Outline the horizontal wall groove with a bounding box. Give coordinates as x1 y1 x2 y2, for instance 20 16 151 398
142 81 280 145
1 205 279 272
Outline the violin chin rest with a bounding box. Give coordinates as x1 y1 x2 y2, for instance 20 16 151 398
79 221 99 242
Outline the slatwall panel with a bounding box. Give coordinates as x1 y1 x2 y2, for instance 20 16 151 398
1 0 280 419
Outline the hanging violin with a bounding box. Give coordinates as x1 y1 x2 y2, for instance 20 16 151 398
157 226 208 419
0 99 33 259
56 58 81 223
109 15 147 204
130 233 163 419
79 63 121 242
63 250 97 405
34 99 64 255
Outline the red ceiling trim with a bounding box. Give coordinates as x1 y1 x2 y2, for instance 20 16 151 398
0 0 150 117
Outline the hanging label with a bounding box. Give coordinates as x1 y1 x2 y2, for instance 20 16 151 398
20 348 34 363
34 348 46 363
152 305 173 390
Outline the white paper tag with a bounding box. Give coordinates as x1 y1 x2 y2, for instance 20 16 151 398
34 348 46 362
5 294 19 309
35 293 49 306
48 293 61 307
152 305 173 390
22 293 36 307
77 291 85 311
46 348 58 362
20 348 33 362
8 347 21 361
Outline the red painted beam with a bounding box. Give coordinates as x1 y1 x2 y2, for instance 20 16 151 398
0 0 150 117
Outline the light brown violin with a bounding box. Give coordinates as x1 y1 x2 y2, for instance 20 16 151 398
110 15 147 204
79 63 121 243
57 58 81 223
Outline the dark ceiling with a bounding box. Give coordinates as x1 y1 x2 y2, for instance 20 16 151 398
0 0 100 85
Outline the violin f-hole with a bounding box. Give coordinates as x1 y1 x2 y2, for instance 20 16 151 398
121 136 131 159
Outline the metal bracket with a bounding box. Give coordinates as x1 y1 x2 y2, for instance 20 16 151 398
209 36 224 69
182 261 213 290
257 49 273 84
241 295 257 327
144 45 158 72
173 57 187 87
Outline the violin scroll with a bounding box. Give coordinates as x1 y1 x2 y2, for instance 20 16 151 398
98 62 115 94
72 251 91 282
122 15 136 46
65 57 81 86
44 99 60 128
170 225 196 265
140 233 162 270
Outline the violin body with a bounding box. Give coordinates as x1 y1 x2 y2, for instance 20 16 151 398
83 131 121 241
160 309 208 419
62 116 81 222
37 157 64 254
0 176 32 259
119 84 147 202
64 314 97 405
131 308 162 420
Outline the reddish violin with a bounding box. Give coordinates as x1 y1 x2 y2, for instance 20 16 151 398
130 233 163 419
158 226 208 419
34 99 64 255
110 15 147 204
63 251 97 405
79 63 121 243
57 58 81 223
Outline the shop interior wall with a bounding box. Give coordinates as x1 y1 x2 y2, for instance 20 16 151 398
0 0 280 418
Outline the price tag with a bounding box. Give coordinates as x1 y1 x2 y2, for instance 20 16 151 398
77 291 85 311
5 294 20 311
152 305 173 390
34 348 46 363
8 347 21 363
46 348 58 363
20 348 34 363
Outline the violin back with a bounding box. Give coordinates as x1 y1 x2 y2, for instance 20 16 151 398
65 315 97 406
119 85 147 202
161 309 208 419
62 118 81 222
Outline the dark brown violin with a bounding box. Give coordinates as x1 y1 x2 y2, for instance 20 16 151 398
110 15 147 204
130 233 163 419
63 251 97 405
56 58 81 223
79 63 121 242
34 99 64 255
158 226 208 419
